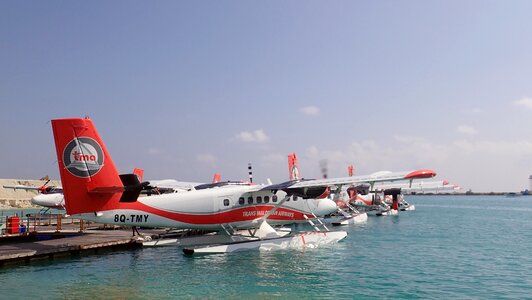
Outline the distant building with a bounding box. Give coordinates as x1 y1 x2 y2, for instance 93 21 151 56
530 175 532 191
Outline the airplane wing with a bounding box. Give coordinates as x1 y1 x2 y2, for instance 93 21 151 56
289 169 436 188
2 185 40 191
146 179 203 191
260 169 436 198
373 179 458 192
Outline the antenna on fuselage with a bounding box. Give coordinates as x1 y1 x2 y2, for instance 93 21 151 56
248 163 253 183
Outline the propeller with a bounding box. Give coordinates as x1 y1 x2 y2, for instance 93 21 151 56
38 178 52 194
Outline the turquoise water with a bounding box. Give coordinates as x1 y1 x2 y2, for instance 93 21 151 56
1 196 531 299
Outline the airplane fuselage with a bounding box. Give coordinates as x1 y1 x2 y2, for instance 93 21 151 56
32 193 65 209
70 185 338 230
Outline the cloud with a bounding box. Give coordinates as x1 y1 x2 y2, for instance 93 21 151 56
457 125 478 135
233 129 270 143
306 137 532 192
299 106 320 116
196 153 216 164
514 97 532 110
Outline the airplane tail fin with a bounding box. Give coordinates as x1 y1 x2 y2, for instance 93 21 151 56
212 173 221 183
288 153 300 180
347 165 354 177
133 168 144 182
51 117 139 215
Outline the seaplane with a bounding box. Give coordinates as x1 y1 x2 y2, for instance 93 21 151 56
49 117 436 254
333 165 444 216
3 178 65 211
286 155 436 224
339 184 403 216
371 179 460 212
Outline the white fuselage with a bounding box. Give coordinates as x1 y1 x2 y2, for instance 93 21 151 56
72 185 338 230
31 193 65 209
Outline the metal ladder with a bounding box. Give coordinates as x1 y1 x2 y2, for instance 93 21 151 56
304 213 329 232
220 223 246 242
345 202 361 214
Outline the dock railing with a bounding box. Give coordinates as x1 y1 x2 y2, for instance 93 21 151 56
0 213 93 237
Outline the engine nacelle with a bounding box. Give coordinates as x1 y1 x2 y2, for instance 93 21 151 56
285 186 330 199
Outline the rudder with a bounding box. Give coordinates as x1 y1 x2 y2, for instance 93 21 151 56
287 153 300 181
51 117 124 215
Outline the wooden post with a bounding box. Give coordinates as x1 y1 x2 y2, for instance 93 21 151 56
79 219 84 232
26 215 30 236
56 214 62 232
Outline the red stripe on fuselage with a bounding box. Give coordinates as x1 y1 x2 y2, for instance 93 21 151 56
108 201 311 225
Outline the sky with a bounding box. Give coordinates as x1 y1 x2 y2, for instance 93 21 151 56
1 1 532 192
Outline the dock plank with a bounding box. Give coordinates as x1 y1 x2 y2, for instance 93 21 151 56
0 229 142 265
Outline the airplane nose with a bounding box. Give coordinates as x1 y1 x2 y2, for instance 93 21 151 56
316 198 338 216
31 194 63 208
31 195 45 206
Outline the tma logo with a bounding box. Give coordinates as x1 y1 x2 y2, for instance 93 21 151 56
62 137 104 178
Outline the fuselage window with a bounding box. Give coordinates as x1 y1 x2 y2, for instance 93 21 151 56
272 195 278 202
264 196 269 203
247 196 253 204
223 199 230 206
239 197 245 205
257 196 262 204
293 196 298 201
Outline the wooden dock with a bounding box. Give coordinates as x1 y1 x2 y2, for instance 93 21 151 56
0 229 143 266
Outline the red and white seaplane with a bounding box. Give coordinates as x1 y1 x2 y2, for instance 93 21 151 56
286 155 436 224
50 117 436 254
332 165 440 216
3 178 65 211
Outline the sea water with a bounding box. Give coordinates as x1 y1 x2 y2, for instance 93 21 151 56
0 196 530 299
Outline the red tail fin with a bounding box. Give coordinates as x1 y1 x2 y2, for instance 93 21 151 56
133 168 144 182
347 164 354 177
287 153 300 180
212 173 221 183
51 117 125 215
